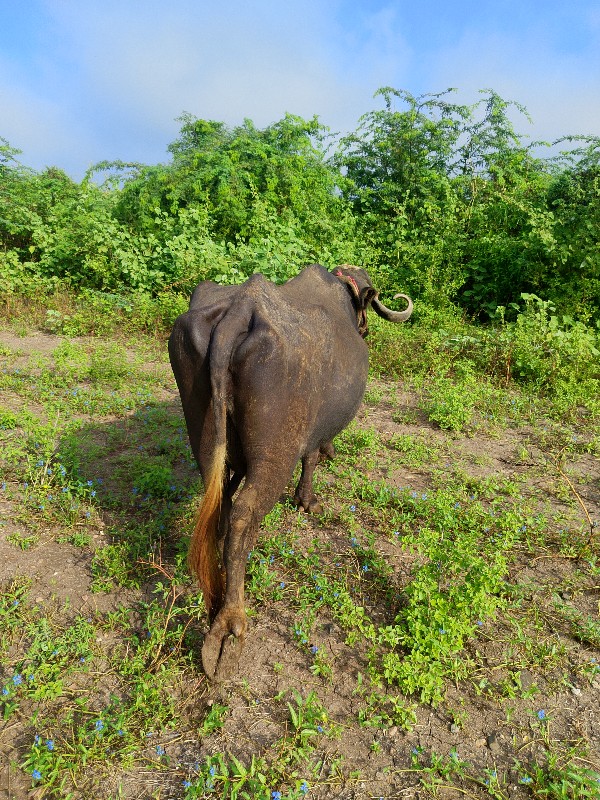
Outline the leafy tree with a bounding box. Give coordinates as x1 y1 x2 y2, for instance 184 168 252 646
115 114 344 243
336 89 471 304
544 139 600 318
453 92 557 316
1 91 600 320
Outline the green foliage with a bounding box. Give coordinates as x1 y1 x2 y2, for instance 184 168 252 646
2 93 600 320
421 375 476 431
336 88 468 304
2 308 599 798
520 754 600 799
371 491 519 704
545 143 600 318
508 293 600 391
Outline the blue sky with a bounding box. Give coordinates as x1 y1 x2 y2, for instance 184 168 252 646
2 0 599 179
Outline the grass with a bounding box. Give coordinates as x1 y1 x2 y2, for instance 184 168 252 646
0 302 599 799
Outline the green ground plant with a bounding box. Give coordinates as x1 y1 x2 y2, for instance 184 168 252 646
1 279 599 797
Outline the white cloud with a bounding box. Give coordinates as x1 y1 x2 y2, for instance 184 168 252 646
0 55 98 171
42 0 412 138
426 27 600 142
3 1 598 177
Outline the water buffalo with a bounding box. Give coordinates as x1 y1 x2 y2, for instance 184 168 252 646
168 264 412 680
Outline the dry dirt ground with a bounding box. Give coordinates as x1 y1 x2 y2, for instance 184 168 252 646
0 331 599 800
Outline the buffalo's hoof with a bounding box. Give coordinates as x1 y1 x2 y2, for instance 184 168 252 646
294 494 322 515
319 442 336 461
201 609 247 681
202 632 244 681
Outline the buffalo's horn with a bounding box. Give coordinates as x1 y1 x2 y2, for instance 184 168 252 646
371 293 413 322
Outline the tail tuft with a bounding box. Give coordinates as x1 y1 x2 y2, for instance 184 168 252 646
188 443 226 618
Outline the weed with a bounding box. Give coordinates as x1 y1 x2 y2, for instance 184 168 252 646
387 432 440 468
1 306 599 798
422 375 476 431
552 597 600 648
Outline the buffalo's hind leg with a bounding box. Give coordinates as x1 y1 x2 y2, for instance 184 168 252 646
294 445 332 514
201 473 285 681
214 470 243 565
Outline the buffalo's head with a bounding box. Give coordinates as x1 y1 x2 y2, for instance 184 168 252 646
333 264 413 336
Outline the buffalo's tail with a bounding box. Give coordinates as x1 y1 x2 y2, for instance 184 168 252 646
187 291 256 619
188 441 226 618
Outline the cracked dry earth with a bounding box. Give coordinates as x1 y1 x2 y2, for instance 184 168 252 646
0 330 599 799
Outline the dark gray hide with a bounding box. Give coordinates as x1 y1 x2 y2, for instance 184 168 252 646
168 263 412 679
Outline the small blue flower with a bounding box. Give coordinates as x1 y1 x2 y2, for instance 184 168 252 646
520 775 532 784
317 725 323 733
46 740 54 751
272 792 282 800
310 645 318 655
209 766 216 776
12 674 22 686
439 628 447 635
349 505 356 512
300 782 309 794
183 780 191 788
87 480 93 487
537 709 546 720
279 582 286 589
156 745 165 756
2 687 9 696
32 769 42 780
94 719 104 731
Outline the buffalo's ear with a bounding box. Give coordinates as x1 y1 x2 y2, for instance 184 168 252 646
359 287 377 308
